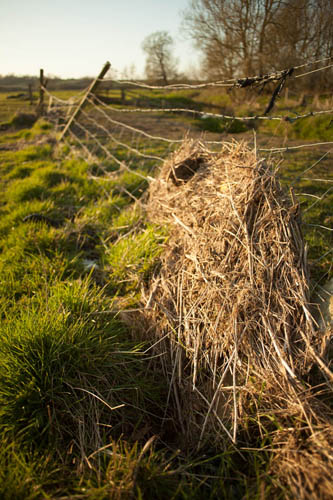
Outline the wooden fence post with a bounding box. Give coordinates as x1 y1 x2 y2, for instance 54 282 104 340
59 61 111 142
121 87 126 104
37 69 45 116
285 87 289 104
28 83 33 105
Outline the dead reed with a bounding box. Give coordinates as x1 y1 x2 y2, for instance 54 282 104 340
143 139 333 498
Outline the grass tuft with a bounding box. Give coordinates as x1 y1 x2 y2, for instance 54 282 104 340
105 223 166 294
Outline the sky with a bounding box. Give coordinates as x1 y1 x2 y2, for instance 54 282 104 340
1 0 199 79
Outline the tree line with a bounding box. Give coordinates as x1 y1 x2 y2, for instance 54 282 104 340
142 0 333 88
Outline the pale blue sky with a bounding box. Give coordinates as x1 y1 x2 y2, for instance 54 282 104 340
1 0 198 78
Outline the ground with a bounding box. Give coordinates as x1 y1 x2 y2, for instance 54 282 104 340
0 88 332 499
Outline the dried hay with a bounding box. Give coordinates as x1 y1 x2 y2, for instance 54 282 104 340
143 139 333 498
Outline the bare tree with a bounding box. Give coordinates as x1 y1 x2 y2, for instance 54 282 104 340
142 31 178 85
265 0 333 88
121 63 138 81
182 0 333 82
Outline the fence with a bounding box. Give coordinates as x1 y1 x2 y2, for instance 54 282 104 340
41 58 333 307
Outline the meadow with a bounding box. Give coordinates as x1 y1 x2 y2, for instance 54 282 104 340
0 87 332 499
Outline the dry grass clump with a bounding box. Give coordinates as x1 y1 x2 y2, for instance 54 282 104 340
144 139 333 498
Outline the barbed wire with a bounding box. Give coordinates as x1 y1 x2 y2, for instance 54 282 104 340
294 63 333 80
42 86 85 105
67 128 95 160
49 80 333 160
85 95 244 148
86 96 184 144
99 56 333 90
68 114 154 182
79 107 166 162
91 94 333 123
45 67 333 161
259 142 333 153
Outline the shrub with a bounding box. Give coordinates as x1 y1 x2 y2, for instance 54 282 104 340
10 112 37 129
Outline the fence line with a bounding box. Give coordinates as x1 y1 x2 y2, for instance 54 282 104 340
67 114 155 183
59 62 111 142
90 93 333 123
42 87 84 105
80 108 166 162
99 56 333 90
44 61 333 161
44 62 333 159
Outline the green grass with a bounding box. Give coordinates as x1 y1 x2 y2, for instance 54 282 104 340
0 93 35 123
260 113 333 141
95 86 332 141
197 116 248 134
0 439 58 500
105 222 166 294
0 127 191 498
277 149 333 283
0 284 158 451
0 97 331 497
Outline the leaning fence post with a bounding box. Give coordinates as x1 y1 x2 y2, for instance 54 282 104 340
59 61 111 142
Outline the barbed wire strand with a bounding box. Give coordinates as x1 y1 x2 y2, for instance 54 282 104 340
86 96 184 143
303 185 333 214
79 108 166 162
258 142 333 153
42 86 85 104
69 116 153 182
301 178 333 183
294 63 333 79
290 150 332 186
91 93 333 123
98 56 333 90
67 128 96 161
305 224 333 232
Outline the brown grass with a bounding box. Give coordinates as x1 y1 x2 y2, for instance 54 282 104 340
142 139 333 498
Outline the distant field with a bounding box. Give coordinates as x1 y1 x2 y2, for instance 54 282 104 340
0 92 35 122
